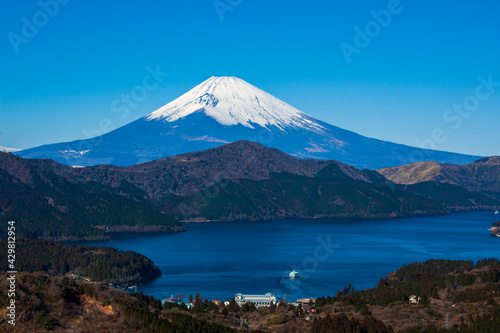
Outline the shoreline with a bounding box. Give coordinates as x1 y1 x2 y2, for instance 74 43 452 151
48 225 187 242
180 211 450 223
179 209 500 224
490 220 500 237
94 225 187 233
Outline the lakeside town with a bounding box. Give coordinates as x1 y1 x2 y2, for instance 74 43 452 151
51 258 500 332
69 269 430 326
2 237 499 331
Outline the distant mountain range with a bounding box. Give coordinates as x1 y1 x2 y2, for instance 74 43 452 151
61 140 449 221
16 76 480 169
2 141 498 239
378 156 500 192
378 157 500 204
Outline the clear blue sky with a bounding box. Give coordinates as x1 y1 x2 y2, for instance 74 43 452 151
1 0 499 156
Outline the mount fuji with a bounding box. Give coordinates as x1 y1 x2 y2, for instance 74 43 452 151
17 76 480 169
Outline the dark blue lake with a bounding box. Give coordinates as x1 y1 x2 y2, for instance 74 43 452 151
86 211 499 302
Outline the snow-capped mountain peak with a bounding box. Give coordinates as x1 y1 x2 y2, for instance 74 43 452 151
16 76 481 169
146 76 325 133
0 146 21 153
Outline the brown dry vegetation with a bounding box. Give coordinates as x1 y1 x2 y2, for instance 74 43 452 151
1 259 499 332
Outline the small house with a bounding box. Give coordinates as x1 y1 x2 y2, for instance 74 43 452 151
409 295 421 305
235 293 277 307
297 298 316 305
163 296 180 303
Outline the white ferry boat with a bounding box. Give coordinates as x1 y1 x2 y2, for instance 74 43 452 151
289 270 299 279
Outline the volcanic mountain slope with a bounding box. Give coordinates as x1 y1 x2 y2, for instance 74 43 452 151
17 76 480 169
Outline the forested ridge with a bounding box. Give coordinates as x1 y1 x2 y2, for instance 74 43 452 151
316 259 500 308
167 173 447 221
0 164 182 240
314 259 500 332
2 145 499 238
0 238 161 283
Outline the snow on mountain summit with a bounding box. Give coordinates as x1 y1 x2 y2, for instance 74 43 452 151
146 76 325 133
0 146 21 153
15 76 482 169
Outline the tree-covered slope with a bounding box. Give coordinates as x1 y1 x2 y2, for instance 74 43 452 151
398 181 500 210
0 238 161 283
171 172 448 221
0 154 182 240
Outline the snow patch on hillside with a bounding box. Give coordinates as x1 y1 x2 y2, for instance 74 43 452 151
0 146 21 153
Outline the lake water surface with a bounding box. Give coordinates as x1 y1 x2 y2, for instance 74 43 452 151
87 211 499 302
